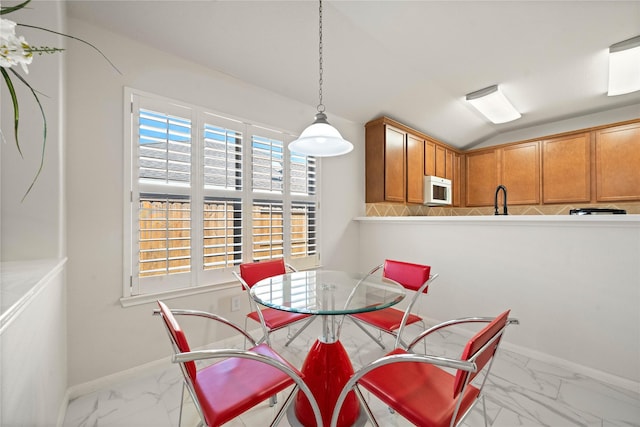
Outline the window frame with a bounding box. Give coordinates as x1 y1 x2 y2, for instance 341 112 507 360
123 87 320 303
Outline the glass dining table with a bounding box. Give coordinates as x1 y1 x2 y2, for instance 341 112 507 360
251 269 406 427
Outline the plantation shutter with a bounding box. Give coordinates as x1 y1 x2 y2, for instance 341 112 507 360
201 114 246 275
125 89 320 298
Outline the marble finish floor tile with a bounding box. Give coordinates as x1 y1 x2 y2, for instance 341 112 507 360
63 320 640 427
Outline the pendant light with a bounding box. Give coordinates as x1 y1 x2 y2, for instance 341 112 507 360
288 0 353 157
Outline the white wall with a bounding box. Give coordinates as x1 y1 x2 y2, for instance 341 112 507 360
65 18 363 386
1 0 65 260
356 216 640 388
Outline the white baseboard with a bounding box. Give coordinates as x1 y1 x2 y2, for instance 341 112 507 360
57 356 173 427
66 355 172 400
56 388 71 427
63 326 264 402
500 340 640 394
420 315 640 394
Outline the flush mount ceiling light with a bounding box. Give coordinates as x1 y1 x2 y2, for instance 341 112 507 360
465 85 522 124
288 0 353 157
608 35 640 96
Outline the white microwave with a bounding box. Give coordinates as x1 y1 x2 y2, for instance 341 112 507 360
423 176 452 205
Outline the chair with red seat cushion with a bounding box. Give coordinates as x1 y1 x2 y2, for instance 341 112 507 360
330 310 518 427
348 259 438 349
155 300 323 427
233 259 316 346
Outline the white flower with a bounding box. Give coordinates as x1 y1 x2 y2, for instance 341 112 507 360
0 18 33 74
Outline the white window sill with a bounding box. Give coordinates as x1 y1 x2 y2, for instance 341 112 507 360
120 280 238 308
120 261 321 308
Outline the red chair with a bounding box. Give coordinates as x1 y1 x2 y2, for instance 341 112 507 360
155 300 323 427
233 259 315 346
331 310 518 427
348 259 438 349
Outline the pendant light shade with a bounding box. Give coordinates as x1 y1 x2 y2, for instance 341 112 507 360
288 0 353 157
289 112 353 157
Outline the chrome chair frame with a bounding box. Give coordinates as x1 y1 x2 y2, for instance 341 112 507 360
330 315 519 427
347 263 439 349
232 262 316 346
154 306 323 427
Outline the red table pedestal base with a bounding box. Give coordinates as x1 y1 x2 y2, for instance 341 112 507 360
294 339 359 427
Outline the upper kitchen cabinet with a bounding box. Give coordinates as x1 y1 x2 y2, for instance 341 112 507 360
465 149 498 206
367 116 639 210
366 117 460 204
452 151 463 207
425 139 459 202
435 145 447 178
366 121 406 203
501 142 540 205
424 139 436 176
595 122 640 202
466 142 540 207
406 133 425 204
542 133 591 204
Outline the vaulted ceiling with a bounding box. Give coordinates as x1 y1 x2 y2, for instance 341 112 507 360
67 0 640 149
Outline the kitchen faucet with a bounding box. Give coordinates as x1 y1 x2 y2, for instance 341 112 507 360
494 185 508 215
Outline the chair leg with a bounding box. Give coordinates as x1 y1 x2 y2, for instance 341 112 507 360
243 316 249 349
246 316 271 346
349 318 386 349
354 386 380 427
178 383 185 427
270 385 298 427
284 317 316 346
482 395 488 427
180 381 206 427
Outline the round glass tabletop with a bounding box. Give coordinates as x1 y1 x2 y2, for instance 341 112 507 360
251 269 405 316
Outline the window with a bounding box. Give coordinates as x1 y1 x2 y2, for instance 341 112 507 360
124 89 318 297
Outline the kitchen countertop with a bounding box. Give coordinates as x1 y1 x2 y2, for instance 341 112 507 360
355 215 640 226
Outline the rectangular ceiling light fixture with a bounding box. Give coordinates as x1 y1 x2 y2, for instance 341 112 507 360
608 35 640 96
465 85 521 124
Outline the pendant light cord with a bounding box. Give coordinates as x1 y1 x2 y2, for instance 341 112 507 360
287 0 353 156
317 0 325 113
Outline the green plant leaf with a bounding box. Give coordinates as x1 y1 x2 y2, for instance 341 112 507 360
8 68 47 202
1 67 23 158
1 0 120 201
0 0 31 15
18 23 122 75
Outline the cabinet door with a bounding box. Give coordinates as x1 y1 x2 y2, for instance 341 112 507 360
435 145 446 178
465 150 498 206
406 134 425 204
595 123 640 201
365 122 385 202
452 152 462 207
444 149 454 180
444 149 455 206
424 140 436 176
384 126 406 202
542 133 591 203
501 142 540 205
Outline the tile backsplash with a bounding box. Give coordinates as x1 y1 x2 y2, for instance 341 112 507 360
366 202 640 217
